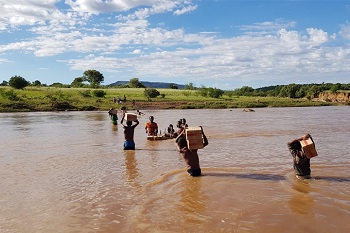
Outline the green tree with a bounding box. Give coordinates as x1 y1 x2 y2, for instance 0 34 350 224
129 78 145 88
32 80 42 86
82 70 104 88
278 84 301 98
330 83 341 93
71 77 85 88
144 88 160 100
199 87 224 98
1 80 8 86
185 82 196 90
9 75 29 89
169 83 178 89
233 86 255 96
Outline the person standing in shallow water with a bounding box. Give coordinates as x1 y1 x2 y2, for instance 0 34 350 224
145 116 158 136
122 120 139 150
175 126 208 177
287 133 314 179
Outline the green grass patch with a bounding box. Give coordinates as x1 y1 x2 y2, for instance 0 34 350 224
0 86 340 112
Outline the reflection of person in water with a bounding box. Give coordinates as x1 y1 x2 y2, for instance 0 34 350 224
179 177 207 223
124 150 139 184
288 180 314 215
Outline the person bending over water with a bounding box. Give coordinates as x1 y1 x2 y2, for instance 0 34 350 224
175 126 208 177
287 133 314 179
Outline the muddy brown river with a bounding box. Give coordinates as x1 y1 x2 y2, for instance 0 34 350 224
1 106 349 232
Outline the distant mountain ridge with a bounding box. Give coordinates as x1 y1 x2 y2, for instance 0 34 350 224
109 81 185 89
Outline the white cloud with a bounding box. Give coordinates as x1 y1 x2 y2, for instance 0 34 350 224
60 28 350 85
0 58 11 64
1 1 350 88
306 28 329 45
0 0 59 29
130 49 143 54
64 0 195 16
339 23 350 40
173 4 197 15
239 19 296 35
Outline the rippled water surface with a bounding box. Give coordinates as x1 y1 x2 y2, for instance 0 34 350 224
1 107 350 232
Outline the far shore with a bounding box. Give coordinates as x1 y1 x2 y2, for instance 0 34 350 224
0 86 348 113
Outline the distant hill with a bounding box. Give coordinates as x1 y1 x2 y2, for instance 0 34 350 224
109 81 185 89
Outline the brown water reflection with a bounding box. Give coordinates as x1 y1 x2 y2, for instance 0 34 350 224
1 107 350 232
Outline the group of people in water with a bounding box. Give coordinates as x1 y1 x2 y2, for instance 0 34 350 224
109 107 314 179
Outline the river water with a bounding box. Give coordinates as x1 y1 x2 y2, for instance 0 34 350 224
1 106 349 233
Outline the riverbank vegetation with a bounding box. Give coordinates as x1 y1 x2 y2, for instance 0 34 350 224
1 74 349 112
0 85 347 112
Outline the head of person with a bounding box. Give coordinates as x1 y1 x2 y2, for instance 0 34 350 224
149 116 154 122
177 120 182 128
169 124 173 128
182 118 186 124
292 141 302 150
127 121 132 126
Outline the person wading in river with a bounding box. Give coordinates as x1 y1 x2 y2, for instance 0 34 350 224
145 116 158 136
175 126 208 177
287 133 314 179
122 119 139 150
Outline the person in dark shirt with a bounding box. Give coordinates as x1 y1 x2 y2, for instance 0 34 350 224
287 133 314 179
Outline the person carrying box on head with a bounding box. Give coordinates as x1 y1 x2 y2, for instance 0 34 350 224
121 119 139 150
175 126 208 177
287 133 317 179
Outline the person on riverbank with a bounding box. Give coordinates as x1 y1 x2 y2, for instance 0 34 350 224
175 126 208 177
287 133 314 179
145 116 158 136
122 119 139 150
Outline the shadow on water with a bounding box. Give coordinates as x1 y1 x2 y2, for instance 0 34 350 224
203 173 350 182
137 148 176 152
203 172 286 181
313 176 350 182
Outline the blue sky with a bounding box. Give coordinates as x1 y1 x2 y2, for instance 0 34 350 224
1 0 350 90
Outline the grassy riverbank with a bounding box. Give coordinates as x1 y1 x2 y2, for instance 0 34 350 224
0 86 340 112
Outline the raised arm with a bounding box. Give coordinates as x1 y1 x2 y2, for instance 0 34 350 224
200 126 209 148
133 120 139 128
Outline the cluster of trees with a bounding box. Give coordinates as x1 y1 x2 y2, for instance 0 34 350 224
226 83 350 99
1 70 105 89
2 69 349 100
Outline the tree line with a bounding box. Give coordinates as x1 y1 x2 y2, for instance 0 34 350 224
225 83 350 99
1 69 349 100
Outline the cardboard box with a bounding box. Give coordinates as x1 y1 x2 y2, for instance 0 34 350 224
185 127 202 140
187 139 204 150
300 138 318 159
125 113 138 122
108 108 118 115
